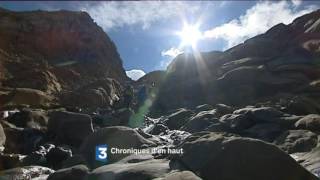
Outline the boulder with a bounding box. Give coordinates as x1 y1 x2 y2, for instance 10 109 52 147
80 126 156 167
235 107 284 122
181 110 219 133
61 155 87 169
165 109 194 130
117 154 154 164
4 127 44 154
89 159 170 180
6 88 53 108
206 123 230 133
295 114 320 132
298 146 320 177
0 166 54 180
276 115 303 129
7 109 48 130
274 130 318 153
0 153 23 170
46 146 73 169
173 132 317 180
285 96 320 115
194 104 214 113
3 127 24 153
48 110 94 147
235 107 299 128
47 165 89 180
219 113 254 132
214 104 234 116
243 123 283 142
158 171 202 180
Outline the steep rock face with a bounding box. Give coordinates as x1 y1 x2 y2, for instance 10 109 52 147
135 70 166 87
152 9 320 112
59 78 122 109
0 9 127 92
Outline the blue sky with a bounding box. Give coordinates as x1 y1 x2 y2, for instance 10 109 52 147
0 1 319 80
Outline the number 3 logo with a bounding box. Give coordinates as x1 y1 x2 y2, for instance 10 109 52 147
98 147 107 159
96 145 108 162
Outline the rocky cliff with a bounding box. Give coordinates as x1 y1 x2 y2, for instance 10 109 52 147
152 9 320 114
0 9 128 109
0 11 126 90
135 70 166 88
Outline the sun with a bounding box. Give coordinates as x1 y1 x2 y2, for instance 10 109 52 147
178 24 202 48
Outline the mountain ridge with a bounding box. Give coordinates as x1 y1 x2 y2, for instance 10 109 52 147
150 8 320 113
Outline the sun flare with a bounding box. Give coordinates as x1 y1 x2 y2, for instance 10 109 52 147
178 24 202 47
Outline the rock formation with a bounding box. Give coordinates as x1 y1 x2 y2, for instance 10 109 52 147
152 10 320 113
0 7 319 180
0 8 128 109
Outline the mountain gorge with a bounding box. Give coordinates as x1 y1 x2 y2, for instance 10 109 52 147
0 7 319 180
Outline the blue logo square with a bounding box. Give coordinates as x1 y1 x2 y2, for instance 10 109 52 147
95 144 108 162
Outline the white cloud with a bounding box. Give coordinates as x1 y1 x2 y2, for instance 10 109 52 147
126 69 146 81
161 47 184 58
159 47 184 69
82 2 201 31
203 1 317 49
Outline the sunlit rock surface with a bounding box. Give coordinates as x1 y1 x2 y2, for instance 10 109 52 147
152 10 320 113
